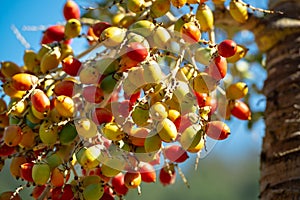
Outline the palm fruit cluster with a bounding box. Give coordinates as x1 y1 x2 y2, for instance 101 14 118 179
0 0 265 199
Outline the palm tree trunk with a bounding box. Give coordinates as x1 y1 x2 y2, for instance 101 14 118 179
259 1 300 199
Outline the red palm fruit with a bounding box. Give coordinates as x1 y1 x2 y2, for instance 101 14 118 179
180 22 201 44
124 89 141 106
230 100 251 120
111 173 129 196
217 39 237 58
119 54 140 72
87 27 98 45
61 55 82 76
100 186 115 200
50 168 65 187
20 162 34 182
11 73 38 91
31 89 50 113
164 145 189 163
82 85 104 103
159 165 176 186
91 107 113 125
139 162 156 183
43 25 71 44
173 114 194 133
124 172 142 189
31 185 46 199
208 55 227 81
194 92 211 108
51 184 74 200
206 121 230 140
63 0 80 20
53 80 76 97
126 42 148 63
92 22 111 37
0 143 15 156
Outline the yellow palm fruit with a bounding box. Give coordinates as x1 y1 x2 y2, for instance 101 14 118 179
40 47 61 73
196 3 214 32
144 133 162 153
59 43 74 61
187 0 200 4
229 0 248 24
3 82 26 99
119 15 136 28
171 0 187 8
190 73 218 93
127 0 145 13
102 122 125 141
64 18 81 39
101 157 126 177
112 12 125 26
226 81 248 99
153 27 171 49
150 102 169 121
150 0 171 18
23 50 39 72
129 20 155 38
0 61 21 78
76 146 101 169
36 44 52 61
54 95 75 118
176 64 198 82
157 118 178 142
9 99 27 117
100 27 127 47
75 118 98 139
226 44 249 63
180 124 202 151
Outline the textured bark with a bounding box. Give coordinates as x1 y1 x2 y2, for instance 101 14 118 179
259 1 300 199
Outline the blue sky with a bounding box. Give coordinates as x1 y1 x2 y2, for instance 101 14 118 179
0 0 266 163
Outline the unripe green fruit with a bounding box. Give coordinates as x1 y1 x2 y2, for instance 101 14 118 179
135 147 158 163
195 47 215 66
81 175 102 187
144 132 162 153
100 74 118 94
39 120 58 145
32 163 51 185
180 124 203 150
157 118 178 142
132 102 150 126
129 20 155 37
101 157 125 177
46 153 63 170
59 122 78 145
95 58 119 75
83 183 104 200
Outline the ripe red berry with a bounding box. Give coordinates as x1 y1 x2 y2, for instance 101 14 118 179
217 39 237 58
111 173 129 196
208 55 227 80
230 100 251 120
164 145 189 163
62 55 82 76
206 121 230 140
92 22 111 37
43 25 65 43
63 0 80 20
126 42 148 63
